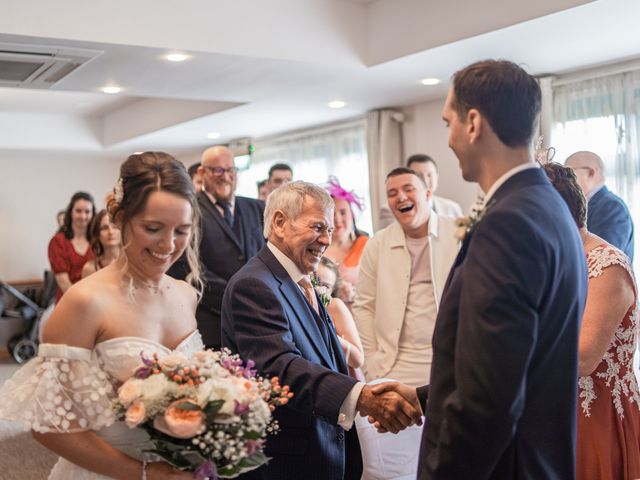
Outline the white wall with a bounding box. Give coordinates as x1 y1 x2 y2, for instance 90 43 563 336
402 98 480 213
0 148 203 282
0 151 123 281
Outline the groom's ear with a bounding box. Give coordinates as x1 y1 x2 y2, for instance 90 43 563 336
467 108 482 144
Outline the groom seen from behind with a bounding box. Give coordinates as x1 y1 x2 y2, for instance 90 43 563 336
395 60 588 479
221 181 422 480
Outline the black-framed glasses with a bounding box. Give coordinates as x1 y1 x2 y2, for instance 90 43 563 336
203 166 238 176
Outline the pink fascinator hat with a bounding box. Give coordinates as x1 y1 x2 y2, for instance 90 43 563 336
325 176 364 211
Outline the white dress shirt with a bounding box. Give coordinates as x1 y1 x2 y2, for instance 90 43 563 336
204 190 235 218
482 162 539 207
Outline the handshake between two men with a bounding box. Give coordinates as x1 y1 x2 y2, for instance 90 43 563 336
356 382 425 434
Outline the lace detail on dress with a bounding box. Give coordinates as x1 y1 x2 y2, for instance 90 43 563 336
579 376 596 417
579 245 640 419
0 344 116 433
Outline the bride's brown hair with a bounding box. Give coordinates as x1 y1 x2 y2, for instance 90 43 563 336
107 151 203 296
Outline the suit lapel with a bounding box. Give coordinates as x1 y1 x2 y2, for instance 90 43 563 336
257 248 335 368
198 192 242 251
279 281 336 368
318 301 345 373
445 168 549 288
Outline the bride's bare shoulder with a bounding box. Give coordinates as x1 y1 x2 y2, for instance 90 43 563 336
42 269 119 348
42 285 101 349
168 276 198 311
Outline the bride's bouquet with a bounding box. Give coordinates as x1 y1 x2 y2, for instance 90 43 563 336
114 349 292 479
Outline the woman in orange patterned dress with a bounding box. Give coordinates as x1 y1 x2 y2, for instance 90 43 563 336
545 163 640 479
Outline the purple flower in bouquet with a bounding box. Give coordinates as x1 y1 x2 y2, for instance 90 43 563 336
242 359 257 379
194 459 217 480
134 351 157 379
246 439 263 456
234 400 250 415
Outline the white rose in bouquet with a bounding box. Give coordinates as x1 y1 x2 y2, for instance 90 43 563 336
158 352 188 371
118 379 143 406
142 373 175 404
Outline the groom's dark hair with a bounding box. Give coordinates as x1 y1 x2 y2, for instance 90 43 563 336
452 60 541 148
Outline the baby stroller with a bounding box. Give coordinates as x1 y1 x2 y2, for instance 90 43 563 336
0 271 56 363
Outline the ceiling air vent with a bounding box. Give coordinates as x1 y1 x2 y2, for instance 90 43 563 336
0 43 102 89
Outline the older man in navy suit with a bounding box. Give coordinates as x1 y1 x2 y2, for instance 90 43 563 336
565 150 634 261
169 146 264 348
221 181 422 480
377 60 588 479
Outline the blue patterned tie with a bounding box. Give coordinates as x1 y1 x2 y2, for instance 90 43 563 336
218 200 233 227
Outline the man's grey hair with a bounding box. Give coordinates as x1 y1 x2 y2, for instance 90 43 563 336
264 181 334 237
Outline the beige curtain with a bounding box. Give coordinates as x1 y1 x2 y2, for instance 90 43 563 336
367 109 404 231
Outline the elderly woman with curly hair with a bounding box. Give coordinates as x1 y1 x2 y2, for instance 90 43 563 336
544 162 640 480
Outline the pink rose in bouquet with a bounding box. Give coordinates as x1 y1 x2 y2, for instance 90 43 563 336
155 399 205 439
125 400 146 427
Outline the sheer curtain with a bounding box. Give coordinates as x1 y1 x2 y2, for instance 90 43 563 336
552 70 640 273
235 119 372 233
366 109 404 232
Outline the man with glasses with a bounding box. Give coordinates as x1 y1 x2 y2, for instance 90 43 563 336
565 150 634 261
169 145 265 348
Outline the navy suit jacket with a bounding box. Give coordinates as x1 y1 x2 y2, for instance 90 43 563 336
419 168 588 480
168 192 264 347
588 185 634 261
221 246 361 480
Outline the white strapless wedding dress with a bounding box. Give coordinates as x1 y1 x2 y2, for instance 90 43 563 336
0 331 204 479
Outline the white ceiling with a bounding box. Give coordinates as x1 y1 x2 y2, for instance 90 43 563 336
0 0 637 155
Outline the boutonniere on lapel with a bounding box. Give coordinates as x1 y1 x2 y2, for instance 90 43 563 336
311 273 332 307
454 196 496 241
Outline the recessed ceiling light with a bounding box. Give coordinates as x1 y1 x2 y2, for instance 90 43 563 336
420 78 440 86
167 53 188 62
102 86 121 94
328 100 346 109
207 132 221 139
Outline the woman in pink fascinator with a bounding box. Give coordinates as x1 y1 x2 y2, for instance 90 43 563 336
323 176 369 307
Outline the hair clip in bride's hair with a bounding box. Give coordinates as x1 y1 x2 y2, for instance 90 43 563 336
113 178 124 204
534 135 556 165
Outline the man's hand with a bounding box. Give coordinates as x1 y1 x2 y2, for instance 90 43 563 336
336 280 356 305
356 384 422 434
367 382 423 433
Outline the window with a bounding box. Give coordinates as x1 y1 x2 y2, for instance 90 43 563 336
552 70 640 273
235 119 372 234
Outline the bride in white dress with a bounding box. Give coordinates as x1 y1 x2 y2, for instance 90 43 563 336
0 152 203 479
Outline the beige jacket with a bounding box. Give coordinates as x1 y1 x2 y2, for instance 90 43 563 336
353 211 460 381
